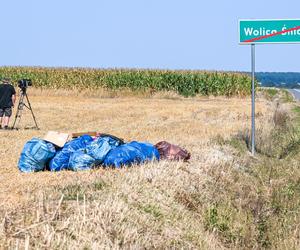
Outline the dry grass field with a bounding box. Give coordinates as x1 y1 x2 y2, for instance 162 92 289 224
0 89 270 208
0 89 299 249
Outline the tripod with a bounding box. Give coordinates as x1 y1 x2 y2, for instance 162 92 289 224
11 88 39 130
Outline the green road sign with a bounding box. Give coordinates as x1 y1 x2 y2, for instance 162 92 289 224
239 19 300 44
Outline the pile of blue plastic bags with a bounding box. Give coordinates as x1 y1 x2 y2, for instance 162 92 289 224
18 135 160 173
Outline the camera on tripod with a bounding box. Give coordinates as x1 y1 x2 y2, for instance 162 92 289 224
18 79 32 91
11 78 39 130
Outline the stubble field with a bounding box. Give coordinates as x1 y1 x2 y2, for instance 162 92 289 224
0 89 270 208
1 89 286 249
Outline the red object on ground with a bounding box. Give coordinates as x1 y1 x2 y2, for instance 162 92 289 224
155 141 191 162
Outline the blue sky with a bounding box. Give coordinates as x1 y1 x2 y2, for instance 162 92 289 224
1 0 300 71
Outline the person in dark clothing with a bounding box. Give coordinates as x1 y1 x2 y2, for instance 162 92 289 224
0 78 16 129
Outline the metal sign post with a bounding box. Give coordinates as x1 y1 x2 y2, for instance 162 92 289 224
251 44 255 155
239 19 300 155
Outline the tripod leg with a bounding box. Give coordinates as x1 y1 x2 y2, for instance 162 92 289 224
11 93 25 130
25 93 39 129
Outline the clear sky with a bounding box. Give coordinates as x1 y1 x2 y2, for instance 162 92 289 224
1 0 300 72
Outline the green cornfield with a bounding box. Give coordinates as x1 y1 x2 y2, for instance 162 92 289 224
0 67 252 97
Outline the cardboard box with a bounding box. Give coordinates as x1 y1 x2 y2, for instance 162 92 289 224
44 131 70 148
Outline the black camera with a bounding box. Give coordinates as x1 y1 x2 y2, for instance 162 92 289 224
18 79 32 89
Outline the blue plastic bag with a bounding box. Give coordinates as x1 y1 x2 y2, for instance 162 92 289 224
103 141 160 168
62 135 94 152
129 141 160 162
68 150 96 171
49 135 93 171
86 136 121 164
18 138 56 173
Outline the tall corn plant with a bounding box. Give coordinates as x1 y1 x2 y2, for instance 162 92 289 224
0 67 252 97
